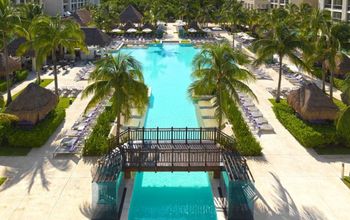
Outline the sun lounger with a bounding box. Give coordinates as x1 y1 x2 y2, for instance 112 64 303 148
259 124 274 134
202 118 218 128
198 97 216 109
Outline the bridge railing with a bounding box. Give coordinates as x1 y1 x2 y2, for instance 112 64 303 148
118 127 234 146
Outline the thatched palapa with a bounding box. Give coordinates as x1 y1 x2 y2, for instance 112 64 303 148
287 83 339 121
72 9 93 26
81 27 112 47
0 53 21 78
6 83 58 125
119 5 143 23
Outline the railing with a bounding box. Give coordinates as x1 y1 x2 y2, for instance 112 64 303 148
93 127 254 182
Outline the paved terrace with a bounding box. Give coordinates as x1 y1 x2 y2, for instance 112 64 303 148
0 31 349 219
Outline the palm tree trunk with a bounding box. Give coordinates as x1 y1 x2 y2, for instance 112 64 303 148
3 35 12 106
115 112 121 146
52 50 58 95
321 61 326 92
33 55 41 84
231 24 235 48
330 71 334 102
276 55 283 103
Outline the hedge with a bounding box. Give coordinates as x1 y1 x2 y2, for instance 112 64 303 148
336 107 350 147
83 107 117 156
225 102 262 156
270 99 342 148
4 98 70 148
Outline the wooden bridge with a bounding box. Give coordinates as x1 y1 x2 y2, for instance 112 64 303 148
92 128 254 183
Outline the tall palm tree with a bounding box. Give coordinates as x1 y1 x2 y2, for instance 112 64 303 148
32 15 87 95
222 0 246 47
189 43 256 127
82 54 148 145
253 23 310 103
0 0 20 105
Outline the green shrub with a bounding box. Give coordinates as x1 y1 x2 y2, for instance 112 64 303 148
0 80 9 92
14 69 28 83
83 107 117 156
225 102 262 156
337 107 350 147
270 99 339 148
5 98 69 148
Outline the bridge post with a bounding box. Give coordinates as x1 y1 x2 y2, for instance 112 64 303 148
200 127 202 144
128 127 130 144
142 127 145 145
171 127 173 144
157 127 159 144
214 127 217 144
185 127 188 144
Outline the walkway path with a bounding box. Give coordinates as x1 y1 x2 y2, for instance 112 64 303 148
0 65 95 220
220 32 350 219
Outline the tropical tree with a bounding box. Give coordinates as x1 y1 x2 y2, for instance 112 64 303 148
253 23 310 103
82 54 148 144
32 15 87 95
341 75 350 105
188 43 256 127
0 0 20 105
16 4 43 83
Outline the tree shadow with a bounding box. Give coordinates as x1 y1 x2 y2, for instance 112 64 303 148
254 172 329 220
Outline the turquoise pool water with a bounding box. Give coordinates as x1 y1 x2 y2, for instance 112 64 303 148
128 172 217 220
120 44 199 127
119 45 217 220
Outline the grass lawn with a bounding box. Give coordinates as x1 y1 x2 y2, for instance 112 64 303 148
0 177 6 186
342 176 350 189
0 147 32 156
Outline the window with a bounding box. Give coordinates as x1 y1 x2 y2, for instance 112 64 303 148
333 11 342 20
325 0 332 8
333 0 343 9
347 13 350 21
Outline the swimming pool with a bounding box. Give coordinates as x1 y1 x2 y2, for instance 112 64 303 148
120 44 199 128
128 172 217 220
119 44 217 220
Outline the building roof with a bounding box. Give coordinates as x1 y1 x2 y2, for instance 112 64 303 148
5 83 59 125
119 5 143 23
81 27 112 47
72 8 93 26
287 83 339 121
0 53 21 77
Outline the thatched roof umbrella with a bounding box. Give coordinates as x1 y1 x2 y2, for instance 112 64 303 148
72 8 93 26
5 83 58 125
287 83 339 121
0 53 21 78
119 5 143 24
81 27 112 47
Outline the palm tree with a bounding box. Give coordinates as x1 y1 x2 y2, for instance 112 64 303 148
253 23 310 103
189 43 256 128
16 8 44 84
341 75 350 105
32 15 87 95
222 0 246 47
0 0 20 105
82 54 148 145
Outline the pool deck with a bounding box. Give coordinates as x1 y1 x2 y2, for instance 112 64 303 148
0 31 350 220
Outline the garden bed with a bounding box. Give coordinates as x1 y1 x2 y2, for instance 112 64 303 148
83 106 117 156
270 99 348 151
225 102 262 156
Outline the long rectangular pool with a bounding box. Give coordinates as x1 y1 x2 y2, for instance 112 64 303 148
118 44 217 220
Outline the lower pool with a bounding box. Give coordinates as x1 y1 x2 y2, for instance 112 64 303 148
128 172 217 220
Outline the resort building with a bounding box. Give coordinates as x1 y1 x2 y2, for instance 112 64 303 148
319 0 350 20
270 0 318 8
243 0 270 9
42 0 100 16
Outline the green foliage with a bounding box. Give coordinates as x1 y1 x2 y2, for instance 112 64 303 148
225 102 262 156
83 108 117 156
270 99 340 148
0 177 6 186
4 98 70 148
336 107 350 147
14 69 29 82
